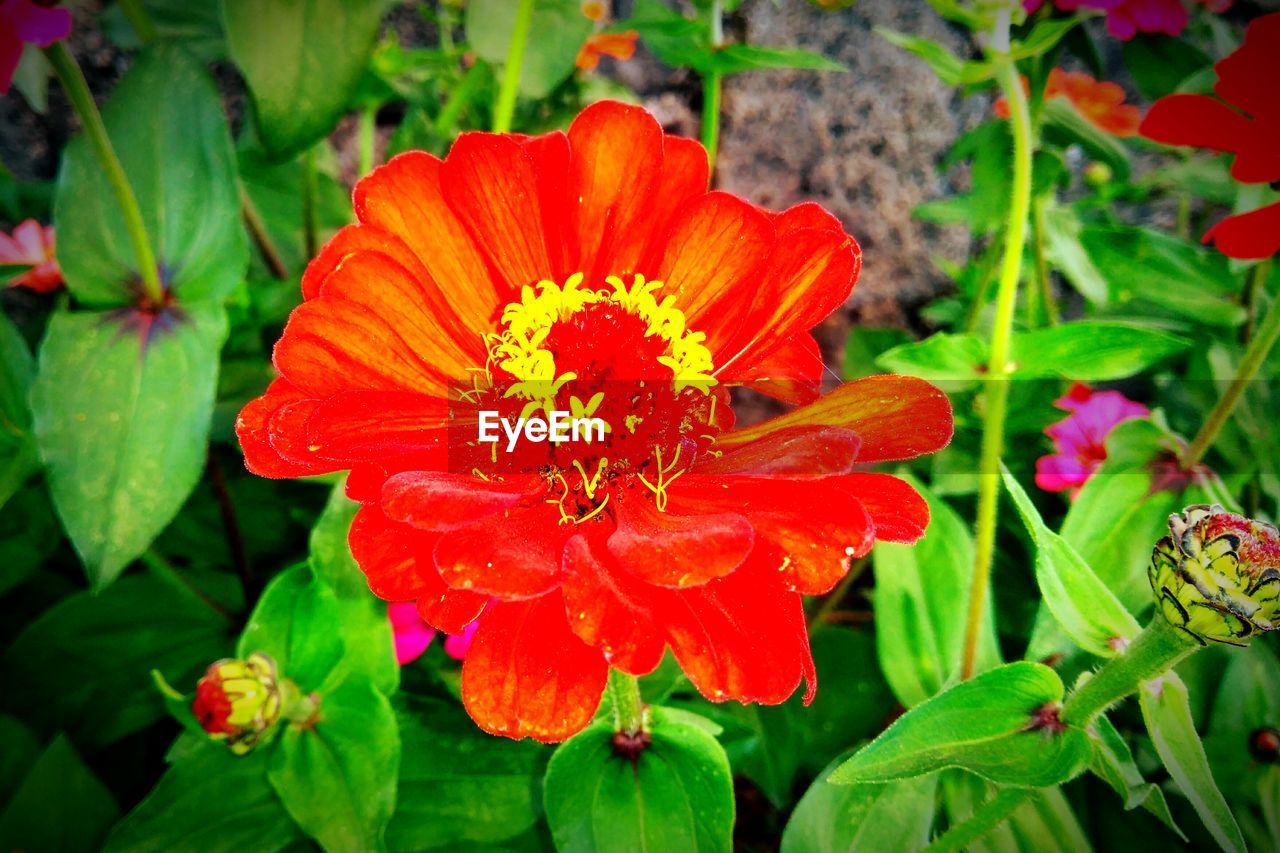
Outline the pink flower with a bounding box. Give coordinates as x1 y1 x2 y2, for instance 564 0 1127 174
0 219 62 293
1024 0 1229 40
0 0 72 94
1035 383 1149 496
389 601 478 665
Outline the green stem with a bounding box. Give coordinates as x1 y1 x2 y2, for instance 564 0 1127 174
701 0 724 174
1031 194 1058 326
434 63 484 139
925 789 1033 853
140 550 233 623
240 186 288 279
607 669 646 736
1180 261 1278 469
491 0 535 133
118 0 158 43
301 146 318 260
960 19 1034 681
44 42 165 305
1061 619 1199 727
358 107 376 177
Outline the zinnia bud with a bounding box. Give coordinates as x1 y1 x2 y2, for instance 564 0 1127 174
192 652 284 754
1149 505 1280 647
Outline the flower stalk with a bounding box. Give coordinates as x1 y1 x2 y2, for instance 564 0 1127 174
43 42 165 306
1060 618 1200 727
1180 261 1279 469
961 12 1035 681
607 669 646 737
702 0 724 173
492 0 536 133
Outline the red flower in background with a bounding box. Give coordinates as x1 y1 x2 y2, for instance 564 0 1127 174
996 68 1141 137
1141 13 1280 259
0 219 61 292
576 31 638 72
0 0 71 94
237 101 953 742
1024 0 1230 40
389 601 477 664
1036 383 1149 497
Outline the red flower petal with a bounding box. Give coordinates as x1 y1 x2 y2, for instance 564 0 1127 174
637 134 711 270
461 594 608 742
520 131 573 281
382 471 546 532
717 375 953 463
353 152 501 334
1139 93 1252 153
835 472 930 543
1213 12 1280 124
349 504 486 631
304 390 447 466
728 333 824 405
433 502 565 598
1203 200 1280 260
300 223 428 301
695 425 861 477
235 379 333 478
607 492 754 587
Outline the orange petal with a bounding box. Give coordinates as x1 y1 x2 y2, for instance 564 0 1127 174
607 491 753 588
462 594 608 742
382 471 546 532
433 502 565 598
834 472 930 543
235 379 334 478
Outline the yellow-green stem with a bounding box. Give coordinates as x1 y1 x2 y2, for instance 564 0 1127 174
701 0 724 174
1180 261 1279 469
240 187 288 279
1061 618 1199 726
608 669 645 736
960 29 1033 682
491 0 535 133
44 42 165 305
118 0 158 43
358 107 376 177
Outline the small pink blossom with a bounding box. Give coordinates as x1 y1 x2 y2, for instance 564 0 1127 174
1035 383 1149 497
388 601 478 665
0 0 72 94
0 219 62 293
1024 0 1229 40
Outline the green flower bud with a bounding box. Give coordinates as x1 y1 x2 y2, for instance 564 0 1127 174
1082 161 1113 189
1149 505 1280 647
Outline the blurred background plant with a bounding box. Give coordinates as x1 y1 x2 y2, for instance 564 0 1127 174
0 0 1277 851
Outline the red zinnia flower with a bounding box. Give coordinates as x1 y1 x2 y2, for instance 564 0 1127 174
995 69 1141 137
0 219 62 293
237 101 953 742
1140 12 1280 259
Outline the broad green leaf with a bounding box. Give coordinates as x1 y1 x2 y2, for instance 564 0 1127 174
1010 322 1189 381
802 626 897 773
0 715 38 806
544 707 734 852
874 477 1000 707
781 761 937 852
0 734 119 853
843 328 911 380
268 673 400 852
1079 226 1245 327
1121 35 1212 100
101 0 227 61
829 662 1091 788
386 696 546 850
1041 98 1131 182
0 311 37 510
31 303 228 587
0 571 236 748
876 28 991 86
224 0 388 160
1042 204 1109 304
106 741 300 853
1139 672 1245 853
237 565 345 692
1205 643 1280 799
54 44 246 305
1089 714 1183 836
1001 465 1141 658
708 44 846 74
466 0 593 99
875 333 986 387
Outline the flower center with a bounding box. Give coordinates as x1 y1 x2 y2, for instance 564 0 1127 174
455 274 731 522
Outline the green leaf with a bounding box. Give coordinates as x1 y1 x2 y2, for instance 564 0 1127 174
466 0 593 99
1005 786 1090 853
0 715 39 806
0 571 235 749
843 328 911 380
1001 465 1141 658
1041 98 1131 183
54 44 246 306
544 707 734 852
1089 714 1183 837
782 761 937 852
802 626 897 772
708 44 846 74
874 477 1000 707
1010 17 1078 60
237 565 345 692
1139 672 1245 853
0 311 37 511
106 741 300 853
101 0 227 61
875 333 986 388
387 696 546 850
1010 322 1189 381
31 303 228 588
1205 643 1280 800
829 662 1091 788
1121 34 1212 101
0 734 119 853
268 673 400 852
225 0 389 160
1042 204 1109 305
876 28 991 86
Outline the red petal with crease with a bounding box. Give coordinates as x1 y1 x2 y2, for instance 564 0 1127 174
236 379 332 479
382 471 546 532
462 594 608 742
433 502 565 598
836 473 930 543
607 493 753 587
1203 201 1280 260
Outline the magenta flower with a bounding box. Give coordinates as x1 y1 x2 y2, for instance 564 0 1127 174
1024 0 1229 40
0 219 62 293
1035 384 1150 496
389 601 478 665
0 0 72 94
